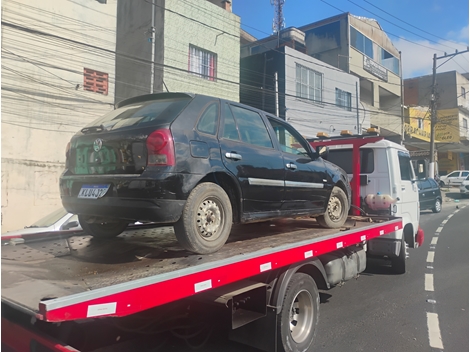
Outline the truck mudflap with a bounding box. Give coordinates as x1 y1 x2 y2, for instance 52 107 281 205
415 226 425 247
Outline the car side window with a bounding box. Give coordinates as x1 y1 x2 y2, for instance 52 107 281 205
462 172 469 177
429 179 439 188
268 118 309 156
398 152 413 181
448 172 459 177
197 103 218 135
222 104 240 141
229 105 273 148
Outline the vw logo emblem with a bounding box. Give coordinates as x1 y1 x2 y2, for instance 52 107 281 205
93 139 103 152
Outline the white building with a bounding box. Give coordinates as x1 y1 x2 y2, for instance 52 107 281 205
1 0 117 231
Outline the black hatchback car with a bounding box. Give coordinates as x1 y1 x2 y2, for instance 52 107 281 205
417 178 442 213
60 93 351 254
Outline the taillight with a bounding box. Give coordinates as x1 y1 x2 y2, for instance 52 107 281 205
146 129 175 166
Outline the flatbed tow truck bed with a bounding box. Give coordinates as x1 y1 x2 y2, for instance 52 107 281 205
2 216 401 325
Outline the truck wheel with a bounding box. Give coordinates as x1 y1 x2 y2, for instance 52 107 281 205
432 198 442 213
391 237 406 274
174 182 232 254
79 216 128 239
317 186 348 229
277 273 319 352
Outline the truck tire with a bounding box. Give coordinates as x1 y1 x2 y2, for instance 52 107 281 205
317 186 349 229
174 182 232 254
79 215 128 239
277 273 319 352
391 236 406 274
432 198 442 213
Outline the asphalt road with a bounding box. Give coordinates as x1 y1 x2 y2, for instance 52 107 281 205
140 194 469 352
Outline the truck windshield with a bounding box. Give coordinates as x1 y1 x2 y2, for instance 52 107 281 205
328 149 374 174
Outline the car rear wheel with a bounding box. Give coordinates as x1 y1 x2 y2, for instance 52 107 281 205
317 186 349 229
79 216 129 239
174 182 232 254
432 198 442 213
277 273 319 352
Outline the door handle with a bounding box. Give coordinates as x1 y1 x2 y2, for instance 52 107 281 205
225 152 242 161
401 186 406 191
286 162 297 170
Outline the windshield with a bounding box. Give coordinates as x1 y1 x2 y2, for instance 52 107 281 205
83 97 191 132
29 208 68 228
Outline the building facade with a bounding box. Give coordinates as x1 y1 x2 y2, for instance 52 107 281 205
1 0 117 231
299 13 403 142
404 71 469 174
115 0 240 104
240 29 362 138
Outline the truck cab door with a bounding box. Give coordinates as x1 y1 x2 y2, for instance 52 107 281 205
396 151 419 230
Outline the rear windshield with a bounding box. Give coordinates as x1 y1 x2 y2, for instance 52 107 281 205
327 148 374 174
84 97 191 132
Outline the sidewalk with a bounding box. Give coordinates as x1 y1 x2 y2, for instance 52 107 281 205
441 186 468 205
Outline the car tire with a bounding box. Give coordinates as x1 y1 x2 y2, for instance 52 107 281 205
317 186 349 229
277 273 319 352
432 198 442 213
174 182 232 254
79 215 128 239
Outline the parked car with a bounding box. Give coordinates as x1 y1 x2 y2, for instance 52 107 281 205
439 170 469 187
417 178 442 213
60 93 351 254
1 208 81 239
460 176 469 198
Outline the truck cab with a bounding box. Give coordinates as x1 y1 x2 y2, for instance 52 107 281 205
315 134 421 273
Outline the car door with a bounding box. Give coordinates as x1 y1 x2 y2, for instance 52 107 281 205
446 171 460 186
267 117 329 212
458 171 469 185
418 179 432 209
219 103 285 214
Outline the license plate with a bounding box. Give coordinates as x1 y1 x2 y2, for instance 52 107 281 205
78 184 110 199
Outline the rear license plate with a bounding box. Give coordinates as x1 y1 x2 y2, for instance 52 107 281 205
78 184 110 199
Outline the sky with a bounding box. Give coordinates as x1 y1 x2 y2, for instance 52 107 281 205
232 0 469 79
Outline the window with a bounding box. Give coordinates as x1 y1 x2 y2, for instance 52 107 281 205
228 105 273 148
462 87 466 99
83 68 108 95
295 64 322 102
328 149 374 174
463 118 468 129
418 118 424 129
463 171 469 177
222 104 240 140
398 152 413 181
350 27 373 58
418 179 432 190
380 48 400 75
188 45 217 81
335 88 352 111
269 118 309 156
448 172 460 177
197 103 219 135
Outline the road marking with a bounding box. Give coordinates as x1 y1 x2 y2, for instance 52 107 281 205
430 237 438 245
426 252 435 263
442 219 448 224
427 312 444 349
425 273 434 291
436 227 443 233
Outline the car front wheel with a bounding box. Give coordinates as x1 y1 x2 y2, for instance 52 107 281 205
432 198 442 213
174 182 232 254
317 186 349 229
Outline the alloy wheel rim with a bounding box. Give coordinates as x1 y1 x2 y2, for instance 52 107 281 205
289 289 314 343
435 200 441 211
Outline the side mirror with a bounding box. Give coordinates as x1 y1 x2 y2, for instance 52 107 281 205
62 221 79 230
316 146 329 159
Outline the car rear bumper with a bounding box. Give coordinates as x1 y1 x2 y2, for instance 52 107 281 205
62 195 185 223
59 172 198 223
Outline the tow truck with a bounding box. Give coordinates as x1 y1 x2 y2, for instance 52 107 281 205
2 131 423 352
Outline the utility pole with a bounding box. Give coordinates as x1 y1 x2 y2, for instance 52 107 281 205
428 47 469 178
274 71 279 117
356 82 360 133
149 0 156 94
